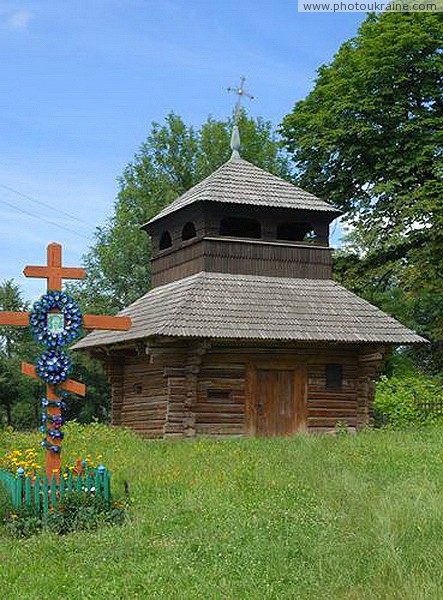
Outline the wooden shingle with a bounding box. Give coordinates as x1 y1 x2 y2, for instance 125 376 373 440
74 272 425 349
144 156 341 226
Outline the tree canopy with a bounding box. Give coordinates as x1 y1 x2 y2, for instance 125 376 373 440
79 112 292 312
281 13 442 235
281 12 443 369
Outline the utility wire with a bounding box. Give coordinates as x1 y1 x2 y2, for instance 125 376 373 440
0 197 90 240
0 182 90 226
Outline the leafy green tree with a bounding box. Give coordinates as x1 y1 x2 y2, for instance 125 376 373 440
70 353 110 424
79 112 292 312
0 280 39 427
281 13 443 370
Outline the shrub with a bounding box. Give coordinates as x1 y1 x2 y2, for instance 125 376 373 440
11 400 37 430
46 493 127 535
374 371 443 428
4 513 42 538
4 493 129 538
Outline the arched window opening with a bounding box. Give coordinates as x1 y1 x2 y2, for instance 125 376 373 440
182 222 196 241
219 217 261 239
159 231 172 250
276 222 316 242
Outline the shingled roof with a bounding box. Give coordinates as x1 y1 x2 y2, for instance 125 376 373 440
74 272 425 349
145 156 341 225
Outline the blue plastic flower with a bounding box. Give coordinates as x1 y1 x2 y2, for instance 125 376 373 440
36 349 72 385
47 429 64 440
29 290 82 349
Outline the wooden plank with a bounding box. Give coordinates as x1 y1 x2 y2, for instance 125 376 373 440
0 311 29 326
308 401 357 410
195 423 244 435
83 314 131 331
48 241 61 268
194 403 244 414
295 364 308 432
245 362 255 435
309 409 357 418
199 378 245 389
104 342 381 439
23 266 87 283
308 417 358 427
21 362 86 396
196 414 244 424
308 392 356 401
0 310 130 338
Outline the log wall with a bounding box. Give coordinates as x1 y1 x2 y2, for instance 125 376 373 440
105 341 387 438
195 363 246 436
111 355 168 438
306 348 358 433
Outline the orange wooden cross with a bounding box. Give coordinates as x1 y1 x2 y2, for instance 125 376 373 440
23 242 86 291
0 242 131 479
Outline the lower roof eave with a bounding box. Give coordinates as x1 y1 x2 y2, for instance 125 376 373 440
72 272 427 351
77 332 427 354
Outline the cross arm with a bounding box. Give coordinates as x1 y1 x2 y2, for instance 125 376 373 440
83 315 131 331
23 266 86 280
21 362 86 396
0 312 29 326
0 312 131 331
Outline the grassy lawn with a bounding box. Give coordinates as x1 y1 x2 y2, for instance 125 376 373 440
1 425 443 599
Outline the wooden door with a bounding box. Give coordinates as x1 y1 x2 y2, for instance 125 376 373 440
254 368 306 436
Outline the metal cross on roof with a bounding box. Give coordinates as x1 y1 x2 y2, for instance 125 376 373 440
227 76 254 159
227 75 254 124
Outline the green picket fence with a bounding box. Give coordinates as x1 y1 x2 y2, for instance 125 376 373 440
0 466 111 516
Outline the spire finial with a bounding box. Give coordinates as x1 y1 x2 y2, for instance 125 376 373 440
227 76 254 159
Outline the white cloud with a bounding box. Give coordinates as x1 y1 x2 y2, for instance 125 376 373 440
6 9 33 30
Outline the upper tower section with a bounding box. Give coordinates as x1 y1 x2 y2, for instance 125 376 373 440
144 79 341 287
142 154 342 288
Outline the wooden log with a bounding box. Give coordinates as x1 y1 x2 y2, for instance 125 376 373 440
308 417 358 427
308 401 357 410
196 424 244 435
309 409 357 418
194 403 245 414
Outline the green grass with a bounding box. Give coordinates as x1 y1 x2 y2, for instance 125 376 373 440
1 425 443 599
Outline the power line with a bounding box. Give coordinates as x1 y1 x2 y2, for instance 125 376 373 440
0 197 90 240
0 182 90 226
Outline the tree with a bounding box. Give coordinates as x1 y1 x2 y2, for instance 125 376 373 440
79 112 292 312
280 13 443 370
0 280 38 426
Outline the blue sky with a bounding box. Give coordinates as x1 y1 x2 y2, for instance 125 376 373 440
0 1 365 299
